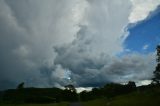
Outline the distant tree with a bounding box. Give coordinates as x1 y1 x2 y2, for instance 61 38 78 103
103 83 124 97
17 82 24 89
152 45 160 84
64 84 76 92
63 85 78 102
126 81 136 92
127 81 136 88
79 90 89 101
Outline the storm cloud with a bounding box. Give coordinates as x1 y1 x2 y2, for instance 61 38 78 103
54 28 156 87
0 0 159 89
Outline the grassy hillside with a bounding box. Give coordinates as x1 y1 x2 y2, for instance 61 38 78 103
83 87 160 106
2 87 78 103
0 102 69 106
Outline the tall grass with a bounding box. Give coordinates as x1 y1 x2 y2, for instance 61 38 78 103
83 87 160 106
0 102 69 106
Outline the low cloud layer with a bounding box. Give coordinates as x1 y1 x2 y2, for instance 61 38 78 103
54 33 156 87
0 0 159 89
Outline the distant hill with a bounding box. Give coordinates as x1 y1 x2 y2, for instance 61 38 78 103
83 86 160 106
0 91 4 100
2 87 78 103
1 83 160 105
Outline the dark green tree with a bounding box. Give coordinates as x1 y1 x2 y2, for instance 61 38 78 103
17 82 24 89
64 84 76 92
127 81 136 88
63 85 78 102
152 45 160 84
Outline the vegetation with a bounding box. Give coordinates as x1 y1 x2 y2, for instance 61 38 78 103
83 86 160 106
17 82 25 89
152 45 160 84
79 81 136 101
2 86 78 104
0 102 69 106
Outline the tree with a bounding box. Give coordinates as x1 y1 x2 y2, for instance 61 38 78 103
17 82 24 89
152 45 160 84
127 81 136 88
63 85 78 101
126 81 136 92
64 84 76 92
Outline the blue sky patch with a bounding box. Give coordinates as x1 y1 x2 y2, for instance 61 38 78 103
124 9 160 54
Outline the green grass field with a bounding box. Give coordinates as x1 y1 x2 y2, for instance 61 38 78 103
83 88 160 106
0 102 69 106
1 87 160 106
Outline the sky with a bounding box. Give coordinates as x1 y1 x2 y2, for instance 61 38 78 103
0 0 160 90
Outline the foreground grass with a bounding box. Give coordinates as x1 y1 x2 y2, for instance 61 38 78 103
109 92 160 106
82 98 108 106
0 102 69 106
83 88 160 106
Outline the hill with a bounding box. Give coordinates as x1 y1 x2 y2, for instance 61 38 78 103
2 87 78 104
83 86 160 106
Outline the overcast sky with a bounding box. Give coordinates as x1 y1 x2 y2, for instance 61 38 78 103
0 0 160 90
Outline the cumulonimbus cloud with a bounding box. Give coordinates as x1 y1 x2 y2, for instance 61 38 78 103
0 0 159 89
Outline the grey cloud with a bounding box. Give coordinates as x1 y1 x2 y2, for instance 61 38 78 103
54 20 156 87
0 0 86 89
55 45 155 87
53 0 157 87
0 0 157 90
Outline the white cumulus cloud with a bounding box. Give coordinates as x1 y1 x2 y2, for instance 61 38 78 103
143 44 149 50
129 0 160 23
